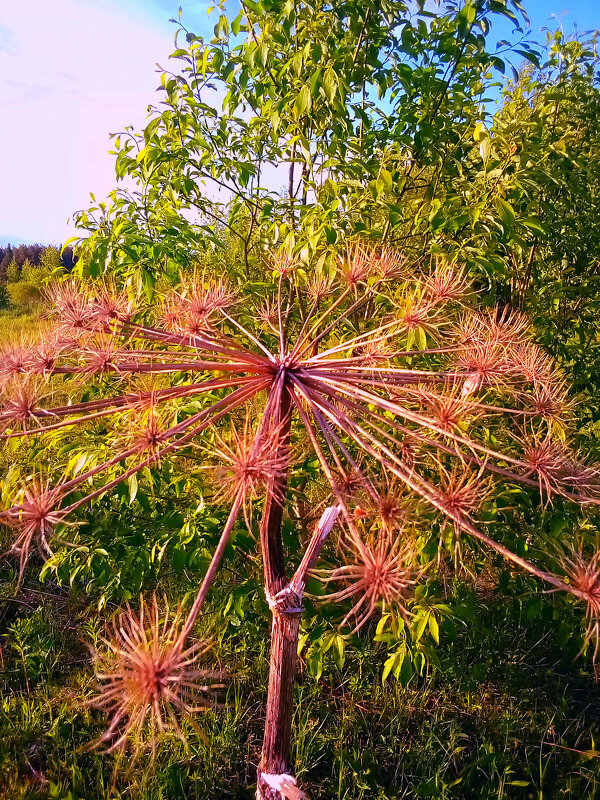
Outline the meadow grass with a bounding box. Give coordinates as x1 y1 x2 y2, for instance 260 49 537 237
1 564 599 800
0 309 49 341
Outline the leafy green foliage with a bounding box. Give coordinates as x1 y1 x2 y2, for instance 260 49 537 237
71 0 538 282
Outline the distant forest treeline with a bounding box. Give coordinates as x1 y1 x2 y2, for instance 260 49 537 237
0 244 78 311
0 244 76 281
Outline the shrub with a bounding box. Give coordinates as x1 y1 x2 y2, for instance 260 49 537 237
7 281 42 309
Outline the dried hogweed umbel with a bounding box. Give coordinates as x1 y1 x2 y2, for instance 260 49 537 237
1 247 600 753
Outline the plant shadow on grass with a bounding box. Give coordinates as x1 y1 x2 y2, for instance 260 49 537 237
1 564 600 800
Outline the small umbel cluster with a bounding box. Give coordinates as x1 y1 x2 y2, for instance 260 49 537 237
1 246 600 752
92 595 225 753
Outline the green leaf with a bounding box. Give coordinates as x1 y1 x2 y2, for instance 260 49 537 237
333 635 345 670
294 85 311 116
525 597 542 619
215 14 229 38
458 1 477 27
473 122 487 142
399 654 413 685
307 649 323 681
68 452 88 476
413 612 429 643
324 226 337 245
495 198 515 232
519 216 547 236
376 613 391 635
323 68 338 102
297 633 309 655
479 136 490 162
144 117 161 144
515 49 540 67
172 546 188 574
428 614 439 644
382 646 404 683
258 42 269 68
128 473 138 505
231 11 242 36
140 268 155 302
380 168 393 192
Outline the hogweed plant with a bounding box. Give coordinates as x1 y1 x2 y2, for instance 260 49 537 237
1 247 600 798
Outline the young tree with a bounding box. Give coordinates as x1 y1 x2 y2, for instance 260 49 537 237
6 281 41 309
6 260 20 283
1 251 600 797
70 0 539 286
481 34 600 428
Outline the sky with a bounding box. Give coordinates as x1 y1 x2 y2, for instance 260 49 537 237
0 0 598 247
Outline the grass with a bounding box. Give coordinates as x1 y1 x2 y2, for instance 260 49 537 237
1 565 600 800
0 308 48 340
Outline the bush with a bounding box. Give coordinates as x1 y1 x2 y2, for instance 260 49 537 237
7 281 42 308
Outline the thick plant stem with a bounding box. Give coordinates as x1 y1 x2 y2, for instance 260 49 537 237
260 387 292 597
257 506 341 800
257 607 302 800
257 380 295 799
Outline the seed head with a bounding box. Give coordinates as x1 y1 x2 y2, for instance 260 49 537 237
397 290 436 334
563 552 600 669
357 466 416 528
257 299 280 332
437 466 490 523
487 307 530 347
45 281 95 333
315 525 421 631
418 384 478 432
25 338 61 376
376 248 406 281
0 378 43 428
455 307 528 355
353 336 393 366
522 435 600 503
512 343 557 387
340 243 372 287
80 338 121 375
206 418 289 517
1 477 65 583
425 258 469 303
334 466 367 499
527 383 572 425
0 343 28 385
273 252 295 278
161 277 234 335
91 282 136 327
307 275 333 304
126 406 171 458
91 596 225 754
455 341 509 393
373 482 414 529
